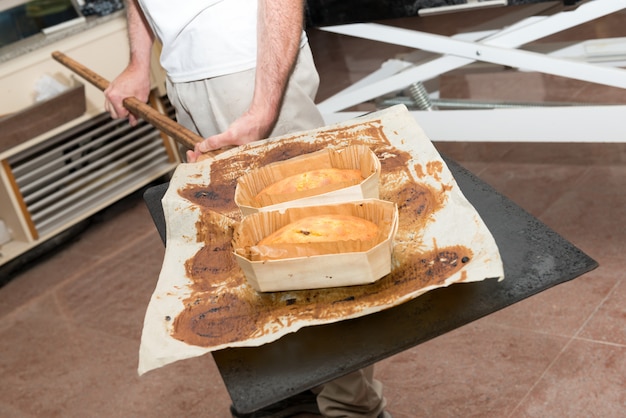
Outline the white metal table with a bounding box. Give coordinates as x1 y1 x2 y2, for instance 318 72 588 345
317 0 626 143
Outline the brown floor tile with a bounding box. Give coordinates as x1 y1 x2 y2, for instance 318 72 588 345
0 283 232 417
471 162 589 218
540 9 626 43
0 239 100 321
376 320 568 418
434 142 625 169
510 338 626 418
110 355 232 418
0 295 112 417
480 270 619 338
0 190 162 320
70 190 164 258
539 166 626 271
440 71 626 105
497 143 626 166
433 141 515 164
578 276 626 347
54 235 163 341
0 404 36 418
0 228 161 321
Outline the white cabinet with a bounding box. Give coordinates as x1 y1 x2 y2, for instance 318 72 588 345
0 14 179 268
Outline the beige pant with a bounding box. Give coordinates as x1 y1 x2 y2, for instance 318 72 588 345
166 43 325 140
166 43 386 418
315 367 387 418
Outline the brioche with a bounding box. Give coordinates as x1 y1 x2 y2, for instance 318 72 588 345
258 214 378 245
256 168 363 201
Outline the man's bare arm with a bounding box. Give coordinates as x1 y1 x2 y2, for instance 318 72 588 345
104 0 155 125
250 0 304 131
192 0 305 156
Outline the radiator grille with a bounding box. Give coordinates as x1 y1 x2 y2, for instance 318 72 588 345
8 112 174 236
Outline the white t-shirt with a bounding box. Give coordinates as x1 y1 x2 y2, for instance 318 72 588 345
138 0 306 83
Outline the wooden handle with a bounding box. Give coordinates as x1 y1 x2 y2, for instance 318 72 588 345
51 51 203 150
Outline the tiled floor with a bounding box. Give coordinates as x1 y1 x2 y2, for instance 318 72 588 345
1 4 625 418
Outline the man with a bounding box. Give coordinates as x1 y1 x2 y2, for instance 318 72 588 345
104 1 389 417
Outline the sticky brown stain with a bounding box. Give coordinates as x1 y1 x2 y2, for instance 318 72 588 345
173 244 473 346
385 246 474 292
178 139 329 218
179 182 237 216
426 161 443 180
414 160 444 182
183 242 240 288
414 164 426 178
389 183 442 233
173 293 259 346
182 210 241 290
169 120 472 347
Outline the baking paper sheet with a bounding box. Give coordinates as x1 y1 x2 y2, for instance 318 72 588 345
138 105 504 375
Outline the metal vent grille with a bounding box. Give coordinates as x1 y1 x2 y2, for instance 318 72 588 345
8 112 174 236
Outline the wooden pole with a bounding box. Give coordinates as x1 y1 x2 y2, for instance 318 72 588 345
51 51 204 150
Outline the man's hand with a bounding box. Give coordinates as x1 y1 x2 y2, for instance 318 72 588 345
186 109 274 162
104 66 151 126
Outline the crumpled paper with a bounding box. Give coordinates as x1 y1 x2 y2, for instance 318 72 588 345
137 105 504 375
34 74 69 102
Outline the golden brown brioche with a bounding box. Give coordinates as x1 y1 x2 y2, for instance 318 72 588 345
255 168 363 201
258 214 379 245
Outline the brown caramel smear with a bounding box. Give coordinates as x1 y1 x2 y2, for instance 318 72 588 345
183 209 241 289
172 243 473 347
170 119 474 348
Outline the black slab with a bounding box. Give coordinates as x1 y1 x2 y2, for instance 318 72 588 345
143 156 597 414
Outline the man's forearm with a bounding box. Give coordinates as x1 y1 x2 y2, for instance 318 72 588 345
253 0 304 123
126 0 154 73
104 0 154 122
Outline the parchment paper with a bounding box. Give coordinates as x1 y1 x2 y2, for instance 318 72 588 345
137 105 504 375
